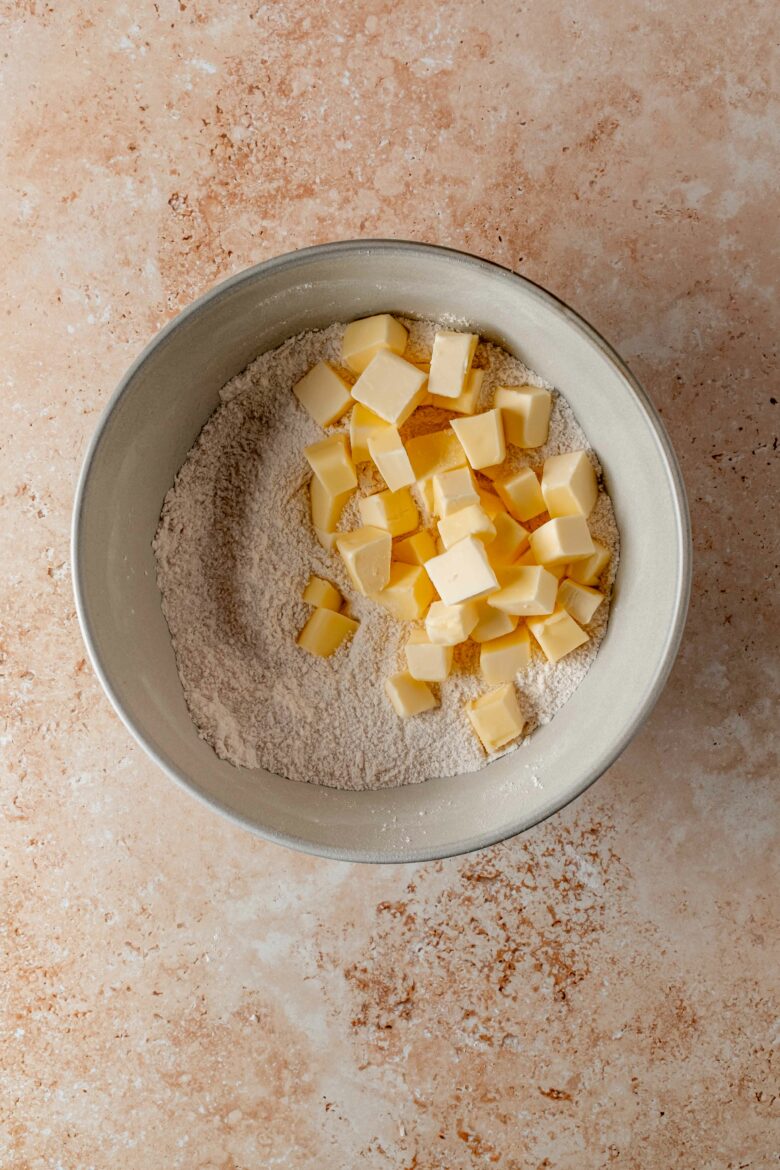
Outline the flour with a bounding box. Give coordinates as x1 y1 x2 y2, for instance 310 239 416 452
153 319 619 791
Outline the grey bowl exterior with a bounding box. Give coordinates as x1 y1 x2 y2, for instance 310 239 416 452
72 240 691 863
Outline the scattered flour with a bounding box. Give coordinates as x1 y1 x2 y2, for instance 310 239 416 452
153 319 619 791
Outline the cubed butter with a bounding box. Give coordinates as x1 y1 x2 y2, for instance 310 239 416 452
517 546 567 579
393 530 437 565
428 330 478 399
293 361 353 428
567 540 611 586
470 601 519 643
310 474 352 535
336 526 392 595
475 485 506 520
428 368 484 414
405 629 453 682
425 599 479 645
541 450 598 518
297 607 358 658
304 434 357 496
486 564 558 615
479 625 531 684
374 563 435 621
385 672 439 718
495 385 552 448
406 430 468 481
432 466 479 517
424 536 499 606
557 578 604 625
451 408 506 470
351 349 427 426
342 314 408 374
486 512 529 565
480 461 508 481
527 608 589 662
529 515 595 565
350 403 389 464
495 467 546 521
359 487 419 537
417 476 435 516
301 575 341 611
368 427 416 491
466 683 526 753
438 503 496 549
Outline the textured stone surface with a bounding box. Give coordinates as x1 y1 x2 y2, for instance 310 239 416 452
0 1 777 1166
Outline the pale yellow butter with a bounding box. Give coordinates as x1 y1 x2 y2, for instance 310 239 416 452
432 466 478 517
310 475 352 535
516 546 567 579
495 467 546 522
467 683 526 753
557 578 604 625
486 512 529 565
567 540 611 586
438 503 496 550
301 575 342 612
385 672 439 718
350 402 389 464
358 487 419 537
475 484 506 520
351 349 427 425
451 408 506 470
425 599 479 645
406 430 468 482
336 526 392 595
393 530 437 565
293 361 353 428
495 385 552 448
480 625 531 684
529 515 595 565
374 563 435 621
527 608 589 662
368 427 416 492
297 607 358 658
428 330 478 399
428 368 484 414
541 450 598 518
405 629 453 682
304 434 357 496
470 601 518 643
486 564 559 615
342 314 408 374
424 536 499 606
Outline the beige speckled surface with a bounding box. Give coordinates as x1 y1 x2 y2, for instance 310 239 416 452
1 2 777 1165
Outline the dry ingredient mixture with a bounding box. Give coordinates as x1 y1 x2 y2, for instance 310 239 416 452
153 319 619 790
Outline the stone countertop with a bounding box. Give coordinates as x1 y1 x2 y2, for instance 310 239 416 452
1 2 776 1166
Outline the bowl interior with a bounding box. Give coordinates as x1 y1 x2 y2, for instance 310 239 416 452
73 242 689 862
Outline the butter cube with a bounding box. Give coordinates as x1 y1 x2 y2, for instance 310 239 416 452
567 540 611 586
432 466 479 517
310 474 352 535
350 403 389 464
368 427 415 491
393 530 437 565
314 527 339 551
425 599 479 645
480 461 508 481
438 503 496 550
451 408 506 470
301 575 341 612
476 485 506 520
336 526 392 595
480 625 531 684
517 546 567 579
486 564 558 615
466 683 526 753
495 385 552 448
304 434 357 496
359 487 419 537
297 607 358 657
351 350 427 425
405 629 453 681
557 578 604 625
527 608 589 662
417 476 436 516
424 536 499 606
530 516 595 565
293 362 353 428
486 512 529 565
495 467 546 522
374 563 435 621
428 368 484 414
541 450 598 518
428 330 478 399
470 601 519 643
342 314 408 374
406 429 468 481
385 672 439 718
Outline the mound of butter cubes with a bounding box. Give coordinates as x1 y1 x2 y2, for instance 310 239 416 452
293 314 609 756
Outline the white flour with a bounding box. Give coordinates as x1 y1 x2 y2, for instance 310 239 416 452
153 319 619 790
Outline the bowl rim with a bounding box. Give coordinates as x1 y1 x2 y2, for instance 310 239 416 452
72 239 692 863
